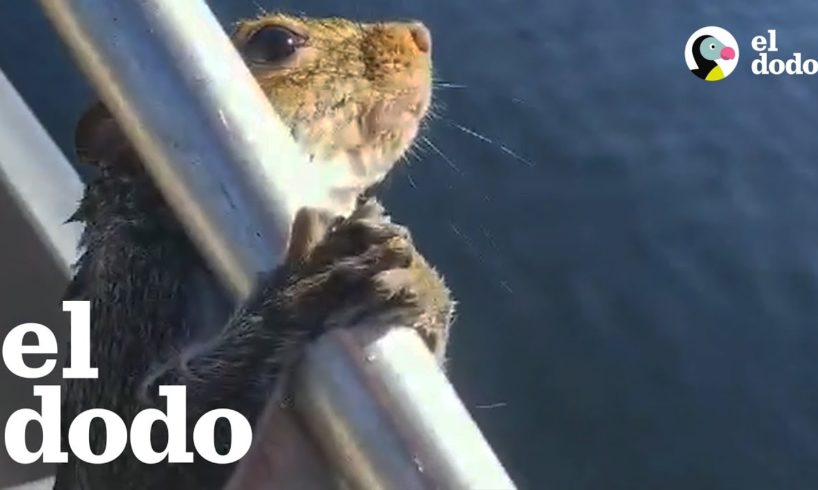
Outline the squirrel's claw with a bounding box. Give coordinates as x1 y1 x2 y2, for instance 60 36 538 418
278 197 453 361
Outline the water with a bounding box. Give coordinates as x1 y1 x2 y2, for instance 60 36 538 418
2 0 818 488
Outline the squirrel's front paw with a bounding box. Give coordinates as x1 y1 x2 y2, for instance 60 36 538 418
279 198 453 360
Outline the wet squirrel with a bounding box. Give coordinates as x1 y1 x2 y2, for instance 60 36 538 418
54 13 453 490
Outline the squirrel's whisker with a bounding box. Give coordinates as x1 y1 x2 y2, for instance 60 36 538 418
421 136 462 174
433 82 468 89
441 118 536 168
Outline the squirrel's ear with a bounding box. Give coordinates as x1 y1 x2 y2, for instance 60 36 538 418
74 100 130 165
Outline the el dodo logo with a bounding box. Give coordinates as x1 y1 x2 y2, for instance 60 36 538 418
685 26 739 81
2 302 253 466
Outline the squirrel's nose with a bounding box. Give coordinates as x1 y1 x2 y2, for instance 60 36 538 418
408 23 432 54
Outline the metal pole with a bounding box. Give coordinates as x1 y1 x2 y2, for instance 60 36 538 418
0 68 73 490
3 479 53 490
0 70 84 277
34 1 516 488
297 327 517 490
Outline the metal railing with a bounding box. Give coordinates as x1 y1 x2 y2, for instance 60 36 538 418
2 0 516 488
0 62 80 490
0 70 84 277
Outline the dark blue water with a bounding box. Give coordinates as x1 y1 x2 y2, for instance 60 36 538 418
2 0 818 488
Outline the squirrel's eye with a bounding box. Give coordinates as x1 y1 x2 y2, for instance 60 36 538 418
242 26 306 64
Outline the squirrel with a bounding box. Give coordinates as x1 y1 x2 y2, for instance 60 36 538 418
54 13 453 490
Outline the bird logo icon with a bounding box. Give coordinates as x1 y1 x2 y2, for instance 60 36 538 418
685 27 739 81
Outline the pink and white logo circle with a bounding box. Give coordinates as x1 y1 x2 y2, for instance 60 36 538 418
685 26 739 81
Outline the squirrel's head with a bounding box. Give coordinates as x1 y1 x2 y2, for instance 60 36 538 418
76 13 433 214
233 14 433 208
